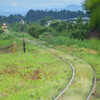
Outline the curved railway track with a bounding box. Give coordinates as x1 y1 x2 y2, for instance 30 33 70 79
21 38 96 100
73 56 96 100
54 60 75 100
54 55 96 100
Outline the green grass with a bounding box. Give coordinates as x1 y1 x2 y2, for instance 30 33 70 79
53 45 100 100
46 36 100 51
0 33 72 100
0 32 99 100
74 51 100 100
59 57 93 100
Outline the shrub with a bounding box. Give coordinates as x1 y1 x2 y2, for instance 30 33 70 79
28 25 39 38
0 28 4 35
70 29 88 40
47 36 95 49
28 25 53 38
39 16 54 26
50 20 67 33
9 22 20 32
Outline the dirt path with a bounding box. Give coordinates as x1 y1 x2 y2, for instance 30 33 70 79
5 29 10 34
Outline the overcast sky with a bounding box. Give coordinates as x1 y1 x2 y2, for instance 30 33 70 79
0 0 84 9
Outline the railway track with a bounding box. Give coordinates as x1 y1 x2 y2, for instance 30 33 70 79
20 38 96 100
54 55 96 100
54 59 75 100
73 56 96 100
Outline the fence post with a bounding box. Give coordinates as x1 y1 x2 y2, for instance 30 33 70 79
14 41 16 54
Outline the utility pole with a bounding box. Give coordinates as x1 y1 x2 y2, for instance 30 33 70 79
20 19 26 53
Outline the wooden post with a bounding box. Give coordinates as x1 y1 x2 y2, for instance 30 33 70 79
14 41 16 54
23 40 26 53
11 39 13 48
23 33 26 53
92 39 94 54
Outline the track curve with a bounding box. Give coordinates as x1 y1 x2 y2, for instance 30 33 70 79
54 60 75 100
21 38 96 100
54 55 96 100
73 56 96 100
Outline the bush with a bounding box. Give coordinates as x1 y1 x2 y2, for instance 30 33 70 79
70 29 88 40
47 36 92 48
0 28 4 35
9 22 20 32
28 25 53 38
48 35 99 50
39 16 54 26
50 20 67 33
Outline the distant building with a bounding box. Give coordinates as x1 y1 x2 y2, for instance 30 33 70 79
46 20 52 27
46 17 90 27
63 17 90 24
46 20 61 27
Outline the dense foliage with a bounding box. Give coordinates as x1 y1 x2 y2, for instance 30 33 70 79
27 17 89 40
0 10 88 24
9 21 34 32
0 14 24 24
0 28 4 35
39 16 54 26
84 0 100 31
27 24 53 38
25 10 88 22
50 20 67 33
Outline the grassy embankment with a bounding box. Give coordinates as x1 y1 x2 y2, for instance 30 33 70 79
0 32 99 100
19 35 94 100
53 45 100 100
44 35 100 99
0 33 72 100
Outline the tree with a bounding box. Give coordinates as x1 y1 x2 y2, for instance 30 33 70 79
50 20 67 32
83 0 100 31
73 16 89 30
39 16 54 26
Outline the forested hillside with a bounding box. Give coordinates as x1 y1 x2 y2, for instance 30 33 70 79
0 10 88 24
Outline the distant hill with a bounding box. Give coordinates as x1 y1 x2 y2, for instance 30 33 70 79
65 5 83 11
52 4 83 11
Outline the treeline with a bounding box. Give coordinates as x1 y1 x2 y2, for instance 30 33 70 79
25 10 88 21
0 14 24 24
0 9 88 24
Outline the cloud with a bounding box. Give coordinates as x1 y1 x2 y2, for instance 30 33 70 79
55 0 84 4
10 2 19 7
0 0 84 9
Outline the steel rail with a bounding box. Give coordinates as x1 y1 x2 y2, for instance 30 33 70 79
72 56 96 100
54 57 75 100
54 55 96 100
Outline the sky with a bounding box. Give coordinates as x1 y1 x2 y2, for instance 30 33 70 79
0 0 84 9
